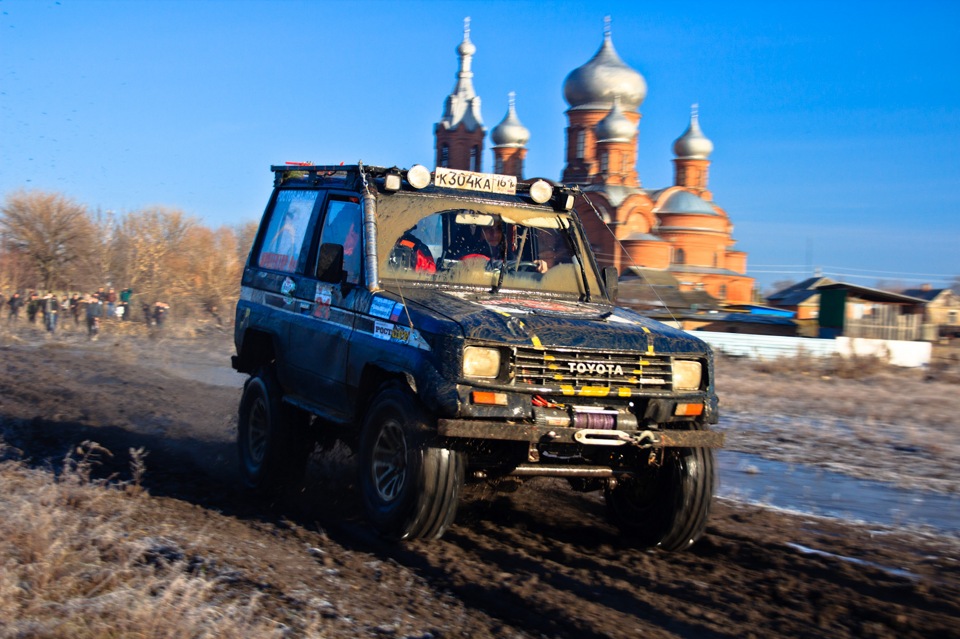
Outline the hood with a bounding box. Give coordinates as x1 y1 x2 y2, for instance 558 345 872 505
384 287 709 355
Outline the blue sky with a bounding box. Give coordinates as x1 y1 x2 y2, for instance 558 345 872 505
1 0 958 291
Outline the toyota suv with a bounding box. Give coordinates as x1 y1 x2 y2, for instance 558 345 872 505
232 163 722 550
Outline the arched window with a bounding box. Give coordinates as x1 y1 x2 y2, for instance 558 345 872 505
599 152 608 173
713 252 718 267
470 146 480 171
576 130 585 159
495 157 504 174
440 145 449 168
675 248 686 265
720 284 728 298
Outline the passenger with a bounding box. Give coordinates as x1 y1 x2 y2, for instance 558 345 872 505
391 231 436 273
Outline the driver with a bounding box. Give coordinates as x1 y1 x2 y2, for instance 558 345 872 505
480 222 547 273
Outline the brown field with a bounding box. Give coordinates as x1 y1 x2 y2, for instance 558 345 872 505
1 321 958 638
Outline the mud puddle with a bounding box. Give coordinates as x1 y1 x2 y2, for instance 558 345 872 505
718 450 960 533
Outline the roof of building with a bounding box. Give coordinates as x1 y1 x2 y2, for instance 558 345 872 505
673 105 714 160
563 22 647 111
767 277 927 306
439 18 485 132
900 287 949 302
596 95 637 142
657 190 717 215
765 276 836 305
490 92 529 148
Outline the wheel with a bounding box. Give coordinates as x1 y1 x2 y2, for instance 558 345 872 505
237 367 312 492
359 382 465 540
604 431 716 551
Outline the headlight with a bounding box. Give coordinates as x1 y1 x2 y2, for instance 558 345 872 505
463 346 501 378
672 360 702 391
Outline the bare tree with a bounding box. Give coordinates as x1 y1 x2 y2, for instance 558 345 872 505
110 207 194 306
0 190 96 291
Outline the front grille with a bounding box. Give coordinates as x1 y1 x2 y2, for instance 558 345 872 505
514 346 673 393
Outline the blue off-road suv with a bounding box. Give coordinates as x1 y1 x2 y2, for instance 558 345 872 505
233 163 723 550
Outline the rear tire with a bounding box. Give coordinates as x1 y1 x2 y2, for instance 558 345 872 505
359 382 464 540
237 367 312 492
604 430 716 552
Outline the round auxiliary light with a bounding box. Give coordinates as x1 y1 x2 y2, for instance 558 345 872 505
406 165 431 190
529 179 553 204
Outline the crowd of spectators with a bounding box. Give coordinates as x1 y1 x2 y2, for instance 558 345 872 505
1 287 171 339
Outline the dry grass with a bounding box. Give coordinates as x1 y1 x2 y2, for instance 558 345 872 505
0 440 324 639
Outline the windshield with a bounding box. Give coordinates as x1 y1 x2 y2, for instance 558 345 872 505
376 192 601 296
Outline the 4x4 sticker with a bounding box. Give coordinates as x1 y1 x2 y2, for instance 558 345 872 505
373 321 393 340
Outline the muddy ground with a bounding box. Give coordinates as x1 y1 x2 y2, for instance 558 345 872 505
1 326 958 638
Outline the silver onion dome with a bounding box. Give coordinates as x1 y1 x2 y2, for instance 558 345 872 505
491 92 530 147
595 95 637 142
673 104 714 159
563 17 647 111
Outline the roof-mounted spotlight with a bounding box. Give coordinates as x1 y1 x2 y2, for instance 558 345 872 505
384 169 402 192
554 191 575 211
406 164 431 190
529 179 553 204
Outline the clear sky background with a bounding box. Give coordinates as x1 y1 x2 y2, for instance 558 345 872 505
1 0 958 292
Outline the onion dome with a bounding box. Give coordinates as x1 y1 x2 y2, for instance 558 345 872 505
563 17 647 111
439 17 484 132
491 92 530 148
658 190 717 215
595 95 637 142
673 104 714 159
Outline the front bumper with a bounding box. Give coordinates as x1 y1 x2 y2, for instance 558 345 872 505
437 418 724 449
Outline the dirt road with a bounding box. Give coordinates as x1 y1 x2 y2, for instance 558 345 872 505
1 330 958 638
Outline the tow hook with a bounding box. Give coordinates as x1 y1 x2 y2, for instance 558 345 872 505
573 429 660 448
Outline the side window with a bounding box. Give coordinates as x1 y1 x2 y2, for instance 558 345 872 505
258 190 318 272
320 196 362 285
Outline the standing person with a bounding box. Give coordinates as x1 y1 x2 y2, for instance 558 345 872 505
85 295 103 340
43 294 59 333
106 288 118 319
119 288 133 321
152 302 169 328
6 293 21 321
69 293 81 326
26 292 40 324
142 302 152 327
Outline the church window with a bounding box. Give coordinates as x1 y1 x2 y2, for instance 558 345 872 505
470 146 480 171
713 252 718 267
440 145 449 168
576 130 585 159
675 248 686 264
495 157 504 174
720 284 727 298
600 152 608 173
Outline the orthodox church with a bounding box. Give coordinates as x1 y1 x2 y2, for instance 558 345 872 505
433 19 754 305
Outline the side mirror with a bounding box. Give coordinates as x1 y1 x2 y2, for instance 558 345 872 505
602 266 619 303
316 243 345 283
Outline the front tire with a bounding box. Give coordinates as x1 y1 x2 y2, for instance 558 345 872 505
237 367 311 492
604 432 716 552
359 382 464 540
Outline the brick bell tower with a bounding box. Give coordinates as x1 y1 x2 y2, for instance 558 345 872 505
435 17 486 172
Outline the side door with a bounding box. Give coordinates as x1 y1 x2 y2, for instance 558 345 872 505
285 192 363 421
240 187 321 394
